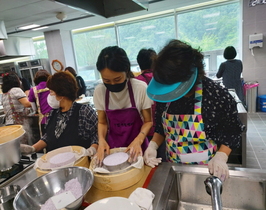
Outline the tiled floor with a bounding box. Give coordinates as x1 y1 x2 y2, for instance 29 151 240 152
246 112 266 169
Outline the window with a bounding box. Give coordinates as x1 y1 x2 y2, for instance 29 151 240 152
117 15 175 62
71 1 241 83
73 26 117 81
177 2 241 76
32 38 48 59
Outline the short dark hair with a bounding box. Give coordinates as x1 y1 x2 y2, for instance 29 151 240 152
223 46 237 59
137 48 157 70
1 72 21 93
96 46 134 78
34 69 51 85
153 39 205 85
65 66 77 77
46 71 78 101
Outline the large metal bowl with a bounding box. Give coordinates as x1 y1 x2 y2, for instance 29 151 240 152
13 167 94 210
0 126 25 171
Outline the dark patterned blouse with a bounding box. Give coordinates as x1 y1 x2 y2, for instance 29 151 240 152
154 77 245 149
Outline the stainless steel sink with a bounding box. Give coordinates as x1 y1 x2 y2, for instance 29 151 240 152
147 163 266 210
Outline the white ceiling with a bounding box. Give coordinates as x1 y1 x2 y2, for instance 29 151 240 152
0 0 94 38
0 0 229 38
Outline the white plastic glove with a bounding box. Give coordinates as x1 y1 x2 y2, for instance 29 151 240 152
208 151 229 182
20 144 35 155
144 141 162 168
87 147 97 157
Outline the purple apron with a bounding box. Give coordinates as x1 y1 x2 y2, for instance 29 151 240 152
105 79 149 151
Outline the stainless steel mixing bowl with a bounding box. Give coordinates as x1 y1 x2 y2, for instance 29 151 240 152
13 166 94 210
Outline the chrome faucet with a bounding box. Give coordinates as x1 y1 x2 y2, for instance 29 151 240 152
204 176 223 210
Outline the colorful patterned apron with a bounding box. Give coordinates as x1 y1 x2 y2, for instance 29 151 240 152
163 82 217 164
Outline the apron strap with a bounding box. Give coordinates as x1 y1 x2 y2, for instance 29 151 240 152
105 86 109 110
7 91 17 122
105 79 136 110
127 79 136 108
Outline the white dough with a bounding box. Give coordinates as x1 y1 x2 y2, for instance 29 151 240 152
49 152 76 168
103 152 129 166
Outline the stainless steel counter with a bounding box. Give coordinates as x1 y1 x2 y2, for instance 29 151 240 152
0 153 42 189
147 163 266 210
0 165 37 189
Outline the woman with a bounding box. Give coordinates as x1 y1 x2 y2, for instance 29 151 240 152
65 66 86 98
144 40 245 182
1 72 31 126
1 72 32 144
216 46 245 103
28 69 52 135
135 48 166 161
20 71 98 155
93 46 153 163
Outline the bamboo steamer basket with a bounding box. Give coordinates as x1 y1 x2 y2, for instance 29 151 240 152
90 148 144 191
0 125 25 144
35 146 90 176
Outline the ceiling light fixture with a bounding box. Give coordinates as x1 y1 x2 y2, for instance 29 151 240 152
56 12 67 22
32 26 49 31
18 24 40 30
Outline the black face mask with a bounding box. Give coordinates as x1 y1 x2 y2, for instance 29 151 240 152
104 79 127 92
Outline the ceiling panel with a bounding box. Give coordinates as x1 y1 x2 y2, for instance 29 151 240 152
0 0 225 38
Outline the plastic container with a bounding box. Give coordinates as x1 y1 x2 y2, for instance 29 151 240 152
258 95 266 112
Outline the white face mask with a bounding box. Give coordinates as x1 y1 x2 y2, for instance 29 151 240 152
47 94 60 109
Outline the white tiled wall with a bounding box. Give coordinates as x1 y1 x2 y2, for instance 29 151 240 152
243 1 266 96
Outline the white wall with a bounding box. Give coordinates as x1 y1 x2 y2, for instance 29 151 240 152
242 1 266 96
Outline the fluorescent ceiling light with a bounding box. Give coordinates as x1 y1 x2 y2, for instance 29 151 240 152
0 56 30 64
139 39 148 42
18 24 40 30
72 22 114 33
32 26 48 31
156 31 165 34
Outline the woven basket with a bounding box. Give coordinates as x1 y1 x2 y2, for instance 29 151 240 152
35 146 90 177
89 147 144 191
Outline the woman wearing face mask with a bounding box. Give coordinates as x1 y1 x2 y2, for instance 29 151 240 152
93 46 153 164
20 71 98 156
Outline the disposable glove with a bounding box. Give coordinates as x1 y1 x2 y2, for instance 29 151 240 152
20 144 35 155
87 147 97 157
144 141 162 168
208 151 229 182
